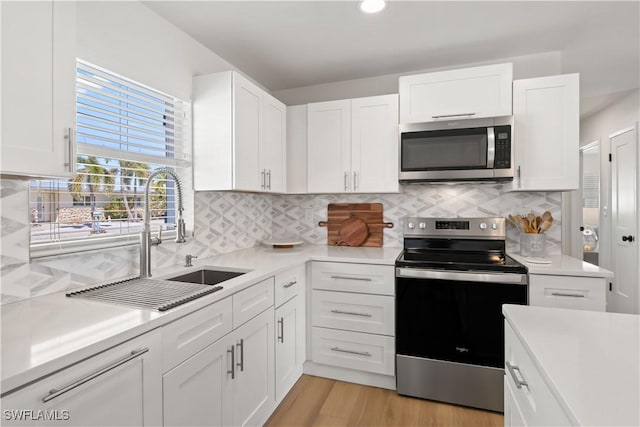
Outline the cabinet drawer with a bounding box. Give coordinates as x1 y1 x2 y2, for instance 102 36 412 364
274 264 306 307
233 277 274 328
312 327 394 375
529 275 606 311
311 262 394 295
1 330 162 427
505 322 571 426
312 290 394 336
162 297 233 371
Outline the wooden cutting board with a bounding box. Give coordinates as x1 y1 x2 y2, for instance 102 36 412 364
318 203 393 247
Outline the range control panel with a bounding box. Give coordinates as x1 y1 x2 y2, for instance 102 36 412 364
403 217 505 239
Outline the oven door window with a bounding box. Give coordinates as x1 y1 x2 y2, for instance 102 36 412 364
401 128 488 171
396 277 527 368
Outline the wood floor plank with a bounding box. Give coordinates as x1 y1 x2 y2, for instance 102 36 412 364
264 375 503 427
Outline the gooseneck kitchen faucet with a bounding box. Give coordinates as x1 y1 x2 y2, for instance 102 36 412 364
140 167 186 278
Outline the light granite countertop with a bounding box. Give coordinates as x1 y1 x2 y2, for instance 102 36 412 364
0 244 401 393
503 304 639 426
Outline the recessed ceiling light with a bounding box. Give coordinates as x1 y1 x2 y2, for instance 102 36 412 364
360 0 386 14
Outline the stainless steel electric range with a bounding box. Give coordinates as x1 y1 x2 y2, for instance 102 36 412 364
395 217 528 412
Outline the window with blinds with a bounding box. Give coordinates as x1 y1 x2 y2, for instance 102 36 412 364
29 60 191 255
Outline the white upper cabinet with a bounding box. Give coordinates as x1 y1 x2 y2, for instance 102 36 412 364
193 71 286 192
1 0 76 178
399 63 513 124
307 95 399 193
261 93 287 193
307 99 351 193
351 95 399 193
511 74 579 191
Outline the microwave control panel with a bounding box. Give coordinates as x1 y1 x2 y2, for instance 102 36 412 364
493 125 511 169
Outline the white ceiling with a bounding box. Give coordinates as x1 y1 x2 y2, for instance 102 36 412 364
144 1 639 114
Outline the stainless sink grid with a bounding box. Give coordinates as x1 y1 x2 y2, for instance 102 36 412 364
66 277 223 311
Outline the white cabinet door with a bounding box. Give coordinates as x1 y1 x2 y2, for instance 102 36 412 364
399 63 512 124
233 73 262 191
512 74 579 191
275 296 305 402
307 100 351 193
2 331 162 427
261 94 286 192
162 335 233 427
231 308 275 427
1 0 76 178
504 377 528 427
351 94 399 193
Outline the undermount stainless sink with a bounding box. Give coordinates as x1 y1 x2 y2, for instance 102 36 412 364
167 269 246 286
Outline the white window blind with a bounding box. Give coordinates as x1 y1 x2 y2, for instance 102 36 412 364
29 60 191 255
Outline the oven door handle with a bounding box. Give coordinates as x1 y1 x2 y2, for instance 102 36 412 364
396 267 527 285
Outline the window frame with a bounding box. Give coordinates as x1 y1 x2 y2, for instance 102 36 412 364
29 60 193 259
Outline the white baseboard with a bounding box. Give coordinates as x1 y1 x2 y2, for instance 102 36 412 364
303 361 396 390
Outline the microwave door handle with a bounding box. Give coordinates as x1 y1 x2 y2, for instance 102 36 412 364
487 127 495 169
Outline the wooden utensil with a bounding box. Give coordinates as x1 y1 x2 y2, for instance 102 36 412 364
539 217 554 233
335 217 369 246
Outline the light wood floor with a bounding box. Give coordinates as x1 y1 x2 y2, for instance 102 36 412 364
265 375 503 427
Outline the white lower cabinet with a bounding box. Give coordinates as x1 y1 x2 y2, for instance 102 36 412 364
163 335 232 427
309 261 395 381
2 330 162 426
275 295 305 402
162 307 274 427
504 322 571 426
231 308 275 427
529 274 606 311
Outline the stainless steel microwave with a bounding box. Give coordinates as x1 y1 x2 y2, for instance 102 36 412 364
399 124 513 182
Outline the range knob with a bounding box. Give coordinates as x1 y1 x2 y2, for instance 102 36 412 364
491 223 498 230
419 222 427 229
408 222 415 230
479 222 488 230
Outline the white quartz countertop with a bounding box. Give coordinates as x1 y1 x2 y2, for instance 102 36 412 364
0 244 401 393
509 253 614 278
503 304 639 426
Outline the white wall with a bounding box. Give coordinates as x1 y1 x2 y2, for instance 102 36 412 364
76 1 238 101
273 51 562 105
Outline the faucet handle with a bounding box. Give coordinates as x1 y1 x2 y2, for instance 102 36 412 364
185 254 198 267
151 225 163 246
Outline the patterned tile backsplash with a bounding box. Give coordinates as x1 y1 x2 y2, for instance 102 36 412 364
0 179 561 304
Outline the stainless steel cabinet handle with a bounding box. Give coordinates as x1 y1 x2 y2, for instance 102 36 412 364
64 127 74 172
353 171 358 191
432 112 476 119
330 309 372 317
505 361 528 389
517 166 521 187
227 345 235 379
267 170 272 190
330 275 372 282
236 339 244 372
42 348 148 403
344 172 349 191
551 292 586 298
277 317 284 343
283 280 297 288
261 170 266 189
330 347 371 357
